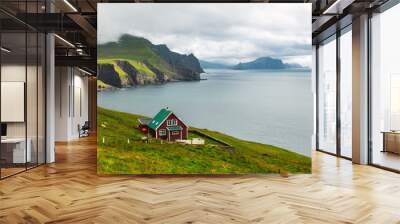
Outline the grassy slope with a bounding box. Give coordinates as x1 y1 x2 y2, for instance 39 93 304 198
98 36 174 77
98 59 156 79
98 59 128 79
128 60 156 77
97 107 311 174
97 80 111 89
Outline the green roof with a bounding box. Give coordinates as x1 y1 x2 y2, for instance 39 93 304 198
166 126 183 131
148 108 172 130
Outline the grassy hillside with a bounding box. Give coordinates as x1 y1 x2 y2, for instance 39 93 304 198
128 60 156 77
98 59 127 79
97 107 311 174
98 35 174 77
98 35 155 61
98 59 156 78
97 80 111 89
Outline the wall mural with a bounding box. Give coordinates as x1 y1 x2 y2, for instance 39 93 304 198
97 3 312 174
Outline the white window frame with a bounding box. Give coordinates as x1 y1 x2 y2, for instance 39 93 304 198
167 119 177 126
159 129 166 136
172 131 180 135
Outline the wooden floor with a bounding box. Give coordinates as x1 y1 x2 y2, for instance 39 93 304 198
373 151 400 171
0 167 26 178
0 136 400 224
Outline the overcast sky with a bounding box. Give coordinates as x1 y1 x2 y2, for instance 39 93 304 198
98 3 311 66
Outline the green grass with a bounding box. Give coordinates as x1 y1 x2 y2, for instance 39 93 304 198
128 60 156 77
98 37 158 62
114 64 127 79
97 59 116 64
97 107 311 174
97 59 127 80
97 59 156 78
188 131 225 146
98 35 175 77
97 80 111 89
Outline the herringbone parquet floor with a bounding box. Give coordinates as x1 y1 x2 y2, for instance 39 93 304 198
0 135 399 224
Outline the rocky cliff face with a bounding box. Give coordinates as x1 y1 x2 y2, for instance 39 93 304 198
142 61 170 84
97 60 173 88
152 44 203 80
97 35 204 88
97 64 122 88
116 60 161 85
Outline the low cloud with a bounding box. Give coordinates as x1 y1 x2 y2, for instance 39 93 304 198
98 3 311 66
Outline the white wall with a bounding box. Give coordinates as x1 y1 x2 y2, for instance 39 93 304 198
1 82 25 122
55 67 89 141
1 65 26 138
1 63 46 164
55 66 69 141
72 73 89 138
1 65 41 138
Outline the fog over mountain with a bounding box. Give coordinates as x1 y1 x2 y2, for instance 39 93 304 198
98 3 311 67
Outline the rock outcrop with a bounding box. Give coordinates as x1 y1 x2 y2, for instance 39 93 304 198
97 35 204 88
97 64 122 88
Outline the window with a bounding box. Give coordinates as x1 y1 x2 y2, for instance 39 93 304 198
317 36 337 154
167 119 177 126
159 129 166 136
0 2 47 179
370 3 400 171
172 131 180 135
340 28 352 158
390 74 400 130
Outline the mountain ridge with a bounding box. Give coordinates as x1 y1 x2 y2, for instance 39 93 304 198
232 56 306 70
97 34 203 88
200 57 309 70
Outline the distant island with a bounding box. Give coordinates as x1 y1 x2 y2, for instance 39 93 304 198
232 57 307 70
97 34 310 89
97 34 203 89
200 57 309 70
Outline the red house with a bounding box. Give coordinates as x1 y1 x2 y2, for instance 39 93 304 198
138 108 188 141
